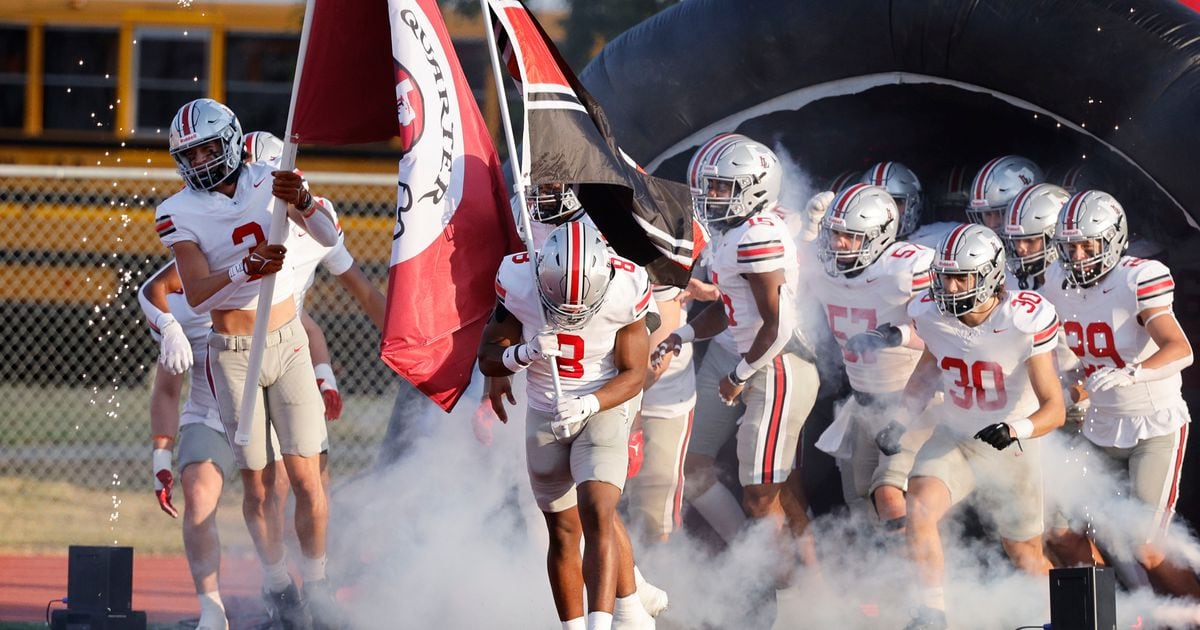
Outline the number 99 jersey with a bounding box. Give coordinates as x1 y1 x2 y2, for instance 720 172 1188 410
909 289 1060 435
495 251 651 414
1041 256 1182 416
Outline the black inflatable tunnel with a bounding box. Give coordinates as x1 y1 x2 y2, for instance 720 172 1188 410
581 0 1200 522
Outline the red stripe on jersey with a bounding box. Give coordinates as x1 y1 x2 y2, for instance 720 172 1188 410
1160 423 1188 532
155 218 175 234
973 157 1004 203
672 409 694 531
762 355 787 484
1034 317 1059 344
1008 185 1037 229
912 273 932 288
495 279 507 299
1137 279 1175 296
737 245 785 258
245 134 255 158
635 287 652 312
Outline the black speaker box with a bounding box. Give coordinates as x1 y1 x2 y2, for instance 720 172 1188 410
1049 566 1117 630
66 546 133 613
50 608 146 630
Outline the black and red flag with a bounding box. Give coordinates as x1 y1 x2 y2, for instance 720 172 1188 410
486 0 702 287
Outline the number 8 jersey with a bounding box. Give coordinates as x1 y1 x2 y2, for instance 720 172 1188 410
909 289 1060 435
495 251 651 414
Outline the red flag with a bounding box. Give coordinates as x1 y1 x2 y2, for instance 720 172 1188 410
292 0 520 410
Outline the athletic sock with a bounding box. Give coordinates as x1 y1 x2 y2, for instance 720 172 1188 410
921 586 946 611
613 593 648 623
562 618 586 630
262 559 292 592
690 483 747 543
586 611 613 630
197 591 226 628
300 554 328 583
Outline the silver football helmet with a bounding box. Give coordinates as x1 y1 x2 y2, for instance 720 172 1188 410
967 155 1043 228
526 182 583 225
935 164 972 221
931 223 1006 316
1001 183 1069 288
1054 163 1107 195
828 169 862 194
536 222 613 330
861 161 922 237
169 98 244 191
817 184 899 277
689 134 782 231
243 131 283 164
1054 190 1128 287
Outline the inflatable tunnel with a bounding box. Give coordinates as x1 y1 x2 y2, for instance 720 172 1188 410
580 0 1200 521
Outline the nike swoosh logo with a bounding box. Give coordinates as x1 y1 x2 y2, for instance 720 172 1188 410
253 177 268 188
1103 287 1115 293
293 346 303 353
993 328 1009 333
866 278 878 283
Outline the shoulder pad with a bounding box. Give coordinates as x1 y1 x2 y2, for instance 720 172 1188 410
1009 291 1058 334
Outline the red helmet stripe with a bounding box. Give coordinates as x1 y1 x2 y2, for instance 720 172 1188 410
1008 185 1037 228
180 102 193 136
689 134 739 188
942 224 971 261
1064 166 1081 190
1064 192 1087 230
245 133 255 158
973 157 1004 201
871 162 888 185
568 222 582 303
835 183 870 218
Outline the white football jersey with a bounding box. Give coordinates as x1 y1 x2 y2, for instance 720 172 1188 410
287 222 353 313
1040 256 1182 416
708 211 800 354
810 241 933 393
156 162 298 310
907 221 959 250
495 252 651 413
910 289 1060 435
641 284 697 419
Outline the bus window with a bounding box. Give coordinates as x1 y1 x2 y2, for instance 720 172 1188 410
136 27 209 134
43 27 118 132
224 33 297 135
0 25 26 129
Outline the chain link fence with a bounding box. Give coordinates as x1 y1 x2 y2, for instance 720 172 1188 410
0 164 405 493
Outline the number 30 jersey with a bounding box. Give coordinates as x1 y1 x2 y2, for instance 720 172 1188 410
1040 256 1182 416
495 252 651 414
809 241 933 393
909 290 1060 435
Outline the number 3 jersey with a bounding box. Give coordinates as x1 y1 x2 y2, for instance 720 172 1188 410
1040 256 1183 417
809 241 934 393
495 252 651 414
708 211 800 355
909 290 1060 435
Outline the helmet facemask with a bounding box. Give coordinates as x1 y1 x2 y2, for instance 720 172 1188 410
1056 235 1119 287
1054 190 1128 288
931 224 1006 317
1003 233 1056 288
818 224 879 277
697 172 755 231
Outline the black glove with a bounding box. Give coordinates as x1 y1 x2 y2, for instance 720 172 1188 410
875 420 907 456
974 422 1016 451
845 324 904 356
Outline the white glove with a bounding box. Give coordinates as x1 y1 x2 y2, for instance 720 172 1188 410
801 191 835 241
1086 365 1138 393
157 314 193 375
521 328 562 363
546 392 599 440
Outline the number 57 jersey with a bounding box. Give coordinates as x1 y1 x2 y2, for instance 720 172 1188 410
909 290 1060 436
495 251 652 414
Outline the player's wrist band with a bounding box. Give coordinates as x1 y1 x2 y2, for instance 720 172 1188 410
674 325 696 344
156 312 178 331
152 447 173 470
502 344 532 373
728 359 756 386
299 190 316 215
228 261 250 284
1010 418 1035 440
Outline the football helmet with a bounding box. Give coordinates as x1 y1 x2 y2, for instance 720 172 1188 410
1054 162 1107 195
536 222 613 330
168 98 244 191
828 169 862 194
931 223 1006 316
1001 183 1070 288
689 134 782 231
861 161 923 237
526 182 584 225
243 131 284 164
934 164 972 222
967 155 1043 227
1054 190 1128 287
818 184 898 277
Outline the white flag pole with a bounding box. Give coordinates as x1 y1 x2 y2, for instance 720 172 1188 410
233 0 317 446
481 0 567 424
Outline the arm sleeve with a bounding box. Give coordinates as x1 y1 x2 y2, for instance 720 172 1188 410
321 238 355 276
138 263 174 334
298 196 342 247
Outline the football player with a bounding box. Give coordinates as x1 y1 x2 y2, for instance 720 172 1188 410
966 155 1044 231
859 161 924 239
657 134 820 584
808 184 934 533
479 222 655 630
155 99 343 629
998 183 1071 291
899 224 1065 629
1041 191 1200 599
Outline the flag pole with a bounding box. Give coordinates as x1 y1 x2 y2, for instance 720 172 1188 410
481 0 567 429
233 0 317 446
